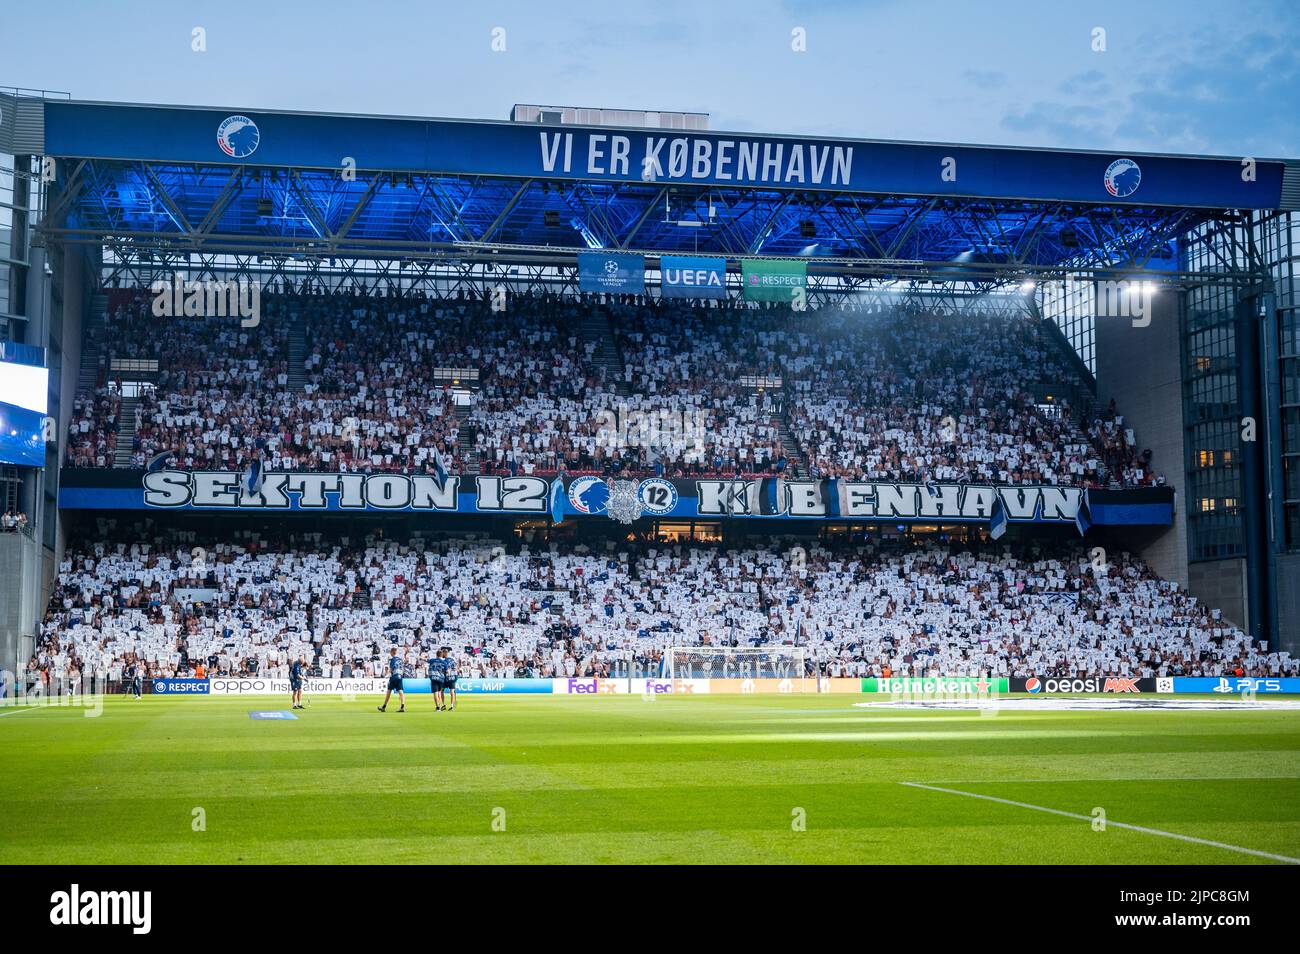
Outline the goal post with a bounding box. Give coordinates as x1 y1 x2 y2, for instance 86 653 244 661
663 646 815 690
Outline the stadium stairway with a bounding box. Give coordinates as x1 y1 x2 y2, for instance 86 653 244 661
455 404 480 476
773 410 806 478
580 309 629 395
113 395 140 466
77 291 109 394
287 312 307 392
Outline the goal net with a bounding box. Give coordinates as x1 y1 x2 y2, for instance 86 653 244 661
664 646 813 688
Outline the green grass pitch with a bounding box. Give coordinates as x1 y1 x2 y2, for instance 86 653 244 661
1 693 1298 864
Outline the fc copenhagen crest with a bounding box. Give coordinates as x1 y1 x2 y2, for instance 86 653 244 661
217 115 260 159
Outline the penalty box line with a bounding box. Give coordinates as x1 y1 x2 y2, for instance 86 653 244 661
899 781 1300 865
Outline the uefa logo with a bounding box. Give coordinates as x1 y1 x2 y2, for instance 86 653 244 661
217 115 260 159
1103 158 1141 198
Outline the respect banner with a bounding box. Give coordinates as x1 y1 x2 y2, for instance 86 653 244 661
742 259 806 302
152 678 210 695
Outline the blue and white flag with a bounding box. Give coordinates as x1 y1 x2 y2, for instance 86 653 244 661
243 457 264 496
549 476 566 524
432 446 450 487
989 495 1008 540
146 450 174 473
819 478 853 519
1074 488 1092 537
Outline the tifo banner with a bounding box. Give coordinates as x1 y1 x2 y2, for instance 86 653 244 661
863 676 1009 694
1014 676 1155 693
1164 677 1300 694
152 678 210 695
742 259 806 302
59 470 1175 528
659 255 727 299
577 252 645 293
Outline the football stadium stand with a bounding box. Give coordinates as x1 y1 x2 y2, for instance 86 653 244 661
64 289 1158 488
27 533 1296 689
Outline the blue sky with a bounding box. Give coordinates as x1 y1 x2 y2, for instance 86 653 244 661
5 0 1297 156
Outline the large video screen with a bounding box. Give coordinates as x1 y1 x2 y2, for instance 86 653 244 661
0 353 48 467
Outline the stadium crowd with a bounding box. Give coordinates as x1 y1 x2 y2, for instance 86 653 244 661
0 510 29 532
64 286 1157 487
26 533 1294 691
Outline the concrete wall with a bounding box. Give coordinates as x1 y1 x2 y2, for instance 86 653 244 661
1094 288 1189 590
0 532 41 679
51 245 86 583
1189 558 1248 631
1274 553 1300 658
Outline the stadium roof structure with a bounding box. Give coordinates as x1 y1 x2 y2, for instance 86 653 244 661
8 94 1298 288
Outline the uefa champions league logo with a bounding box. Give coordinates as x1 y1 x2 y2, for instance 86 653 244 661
603 259 619 276
217 115 260 159
1103 158 1141 198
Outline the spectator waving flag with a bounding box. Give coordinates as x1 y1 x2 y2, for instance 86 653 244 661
432 446 450 488
989 495 1008 540
243 457 264 497
1074 488 1093 537
549 476 566 524
145 451 174 473
243 438 269 497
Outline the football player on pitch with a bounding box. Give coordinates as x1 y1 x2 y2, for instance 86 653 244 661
441 648 458 711
378 647 406 713
427 646 444 711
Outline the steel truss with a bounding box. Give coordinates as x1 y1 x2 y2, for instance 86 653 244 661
38 158 1266 297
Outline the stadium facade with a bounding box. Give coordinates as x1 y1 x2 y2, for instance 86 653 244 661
2 88 1299 676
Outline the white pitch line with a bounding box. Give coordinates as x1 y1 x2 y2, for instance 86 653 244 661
0 706 40 718
899 781 1300 865
925 774 1300 785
